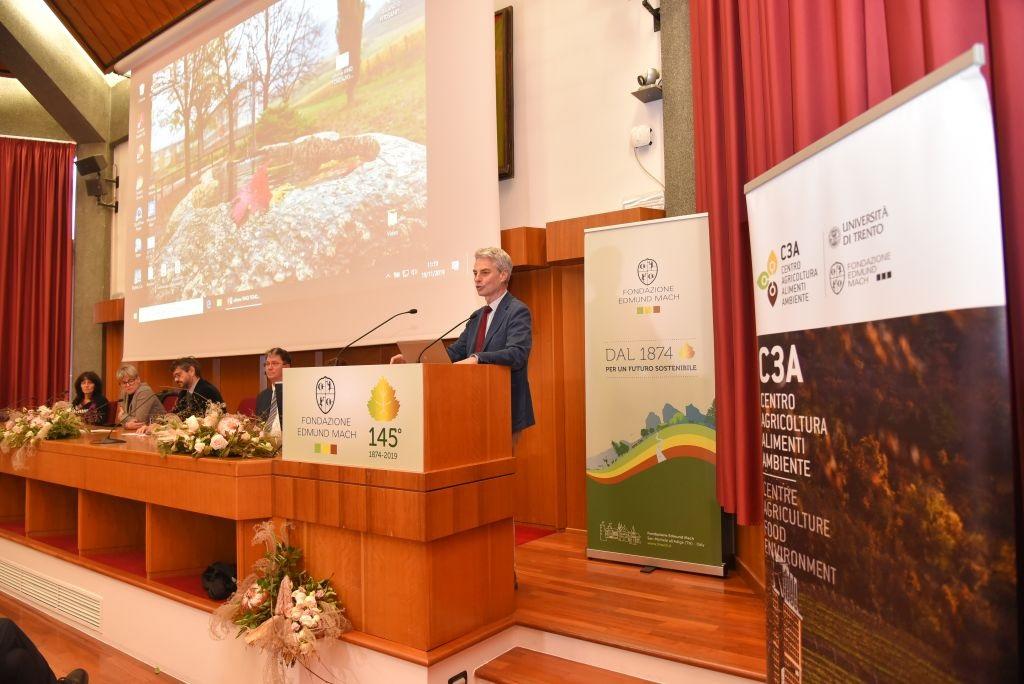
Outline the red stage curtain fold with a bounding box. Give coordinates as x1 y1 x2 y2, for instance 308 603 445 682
0 137 75 409
691 0 1020 525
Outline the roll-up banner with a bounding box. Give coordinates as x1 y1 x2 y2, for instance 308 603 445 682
746 46 1019 682
584 214 723 575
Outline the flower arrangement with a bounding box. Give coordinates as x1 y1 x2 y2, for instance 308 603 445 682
1 402 85 458
150 402 278 459
211 522 349 684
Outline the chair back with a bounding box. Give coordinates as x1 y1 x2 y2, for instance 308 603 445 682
237 397 257 416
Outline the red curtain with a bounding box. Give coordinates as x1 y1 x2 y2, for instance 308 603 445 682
691 0 1023 525
0 137 75 409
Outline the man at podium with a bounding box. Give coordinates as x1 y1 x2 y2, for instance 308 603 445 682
393 247 534 441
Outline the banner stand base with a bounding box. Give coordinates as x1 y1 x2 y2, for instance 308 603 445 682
586 548 725 577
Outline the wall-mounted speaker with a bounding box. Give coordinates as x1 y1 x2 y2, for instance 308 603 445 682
84 177 104 197
75 155 108 177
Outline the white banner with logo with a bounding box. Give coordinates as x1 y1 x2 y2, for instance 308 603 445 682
746 50 1018 682
282 365 424 472
584 214 723 574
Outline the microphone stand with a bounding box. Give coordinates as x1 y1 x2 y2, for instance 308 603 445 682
417 312 478 363
331 308 418 365
92 391 161 445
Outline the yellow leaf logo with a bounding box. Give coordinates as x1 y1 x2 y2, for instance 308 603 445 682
367 377 400 421
680 343 695 359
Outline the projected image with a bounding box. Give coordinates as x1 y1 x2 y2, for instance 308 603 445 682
136 0 426 307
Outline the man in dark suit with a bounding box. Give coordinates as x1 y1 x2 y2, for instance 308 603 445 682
256 347 290 434
171 357 224 418
394 247 534 441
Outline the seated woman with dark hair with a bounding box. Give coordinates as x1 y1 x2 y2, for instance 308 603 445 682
71 371 109 425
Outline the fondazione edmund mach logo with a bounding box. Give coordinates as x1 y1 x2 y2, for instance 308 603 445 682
637 258 658 285
755 251 779 306
315 376 335 414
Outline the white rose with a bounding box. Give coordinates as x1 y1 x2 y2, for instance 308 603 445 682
185 415 200 433
240 432 251 443
300 614 315 628
210 433 228 450
194 440 206 454
202 414 217 428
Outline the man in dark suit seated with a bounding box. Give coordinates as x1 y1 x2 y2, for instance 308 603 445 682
170 357 224 418
256 347 290 435
392 246 535 443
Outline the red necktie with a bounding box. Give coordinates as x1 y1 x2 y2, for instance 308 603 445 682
473 306 492 353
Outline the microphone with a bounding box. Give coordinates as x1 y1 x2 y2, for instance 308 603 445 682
92 390 161 445
417 311 479 363
329 308 418 365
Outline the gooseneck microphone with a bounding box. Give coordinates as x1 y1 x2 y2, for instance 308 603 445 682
329 308 418 365
92 390 162 445
417 311 479 363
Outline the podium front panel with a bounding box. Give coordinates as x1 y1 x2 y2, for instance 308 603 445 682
282 365 425 472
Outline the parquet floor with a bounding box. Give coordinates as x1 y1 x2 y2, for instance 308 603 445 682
0 591 180 684
515 531 767 680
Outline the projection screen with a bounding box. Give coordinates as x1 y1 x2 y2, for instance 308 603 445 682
122 0 498 360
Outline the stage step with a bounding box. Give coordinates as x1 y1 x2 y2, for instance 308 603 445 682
476 647 655 683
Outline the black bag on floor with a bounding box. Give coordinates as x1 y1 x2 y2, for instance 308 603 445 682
201 562 237 600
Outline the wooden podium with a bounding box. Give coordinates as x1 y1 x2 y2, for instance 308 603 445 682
278 362 517 657
0 364 515 664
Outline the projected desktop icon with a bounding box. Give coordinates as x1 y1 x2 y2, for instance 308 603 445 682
387 210 399 227
134 238 142 255
147 199 157 220
133 269 142 286
146 236 155 250
451 260 460 271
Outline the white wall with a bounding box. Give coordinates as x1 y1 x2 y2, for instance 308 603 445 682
495 0 664 228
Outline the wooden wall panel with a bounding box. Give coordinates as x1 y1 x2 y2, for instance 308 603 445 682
300 522 366 631
422 365 511 471
217 354 260 412
102 322 124 402
428 519 514 647
508 268 562 527
558 264 587 530
363 534 431 649
146 504 235 577
546 208 665 264
0 474 25 521
501 227 547 269
736 524 765 592
25 481 77 537
78 491 145 554
92 298 124 323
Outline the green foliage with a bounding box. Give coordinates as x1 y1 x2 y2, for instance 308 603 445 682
255 106 313 146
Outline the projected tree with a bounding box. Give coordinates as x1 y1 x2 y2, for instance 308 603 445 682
246 0 325 113
337 0 365 105
208 29 248 198
152 47 216 185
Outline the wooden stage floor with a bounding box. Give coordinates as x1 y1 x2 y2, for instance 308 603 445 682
514 530 767 681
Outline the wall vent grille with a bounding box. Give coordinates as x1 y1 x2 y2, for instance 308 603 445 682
0 558 102 631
